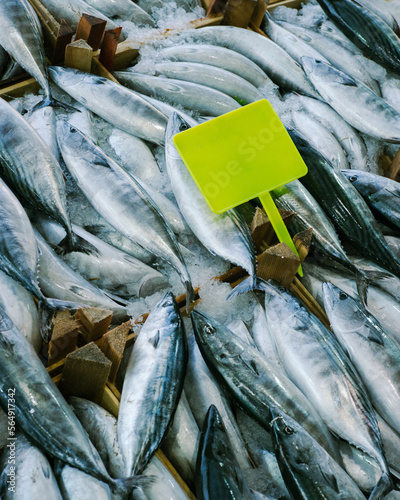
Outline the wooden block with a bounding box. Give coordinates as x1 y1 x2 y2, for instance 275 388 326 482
99 322 130 382
207 0 229 15
293 228 313 263
250 0 267 27
91 57 119 82
65 39 93 73
251 207 295 251
221 0 258 28
76 307 113 342
388 148 400 182
60 342 112 404
52 19 74 63
290 277 330 328
75 13 107 51
256 242 301 287
99 27 122 71
48 310 79 366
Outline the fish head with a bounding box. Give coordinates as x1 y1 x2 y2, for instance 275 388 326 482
166 112 191 158
56 119 95 158
301 57 356 87
341 170 376 196
322 283 384 345
270 406 309 460
48 66 87 88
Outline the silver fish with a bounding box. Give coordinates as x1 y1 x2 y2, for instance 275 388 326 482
227 318 256 349
376 413 400 478
301 57 400 142
165 113 256 287
57 465 112 500
83 0 155 25
56 120 194 303
278 21 381 94
0 309 142 496
0 433 63 499
324 282 400 437
35 230 128 322
118 292 187 476
264 280 391 498
152 61 264 104
291 111 349 170
49 67 168 146
183 26 318 97
0 96 81 252
158 44 269 87
114 71 241 116
381 75 400 114
25 106 59 162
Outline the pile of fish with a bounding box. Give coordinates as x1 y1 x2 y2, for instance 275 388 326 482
2 0 400 498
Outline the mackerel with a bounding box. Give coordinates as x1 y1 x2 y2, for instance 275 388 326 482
0 309 145 495
26 106 59 161
290 130 400 277
182 26 318 97
191 309 339 459
302 57 400 142
49 67 168 146
152 62 263 104
264 280 391 498
158 44 269 87
166 113 256 287
270 407 365 499
114 71 241 116
342 169 400 231
56 465 112 500
324 283 400 438
118 292 187 475
56 120 194 303
316 0 400 72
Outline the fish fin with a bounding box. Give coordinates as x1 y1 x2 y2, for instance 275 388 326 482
355 269 392 306
368 472 392 500
39 298 88 342
367 327 385 345
150 331 160 348
110 474 155 495
56 232 100 256
334 73 357 86
239 354 260 375
319 466 340 493
31 97 80 114
227 276 265 299
391 16 400 37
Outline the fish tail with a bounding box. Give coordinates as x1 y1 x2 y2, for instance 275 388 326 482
110 474 154 495
227 274 264 300
355 268 392 306
56 231 100 256
30 97 80 113
368 472 392 500
39 298 87 342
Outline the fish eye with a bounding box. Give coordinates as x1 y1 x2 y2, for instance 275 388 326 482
278 286 286 293
179 123 189 132
349 176 357 182
339 292 347 300
284 426 294 435
71 128 77 134
205 325 215 335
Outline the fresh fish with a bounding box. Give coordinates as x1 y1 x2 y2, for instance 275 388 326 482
381 76 400 113
33 215 167 299
158 44 269 87
196 405 255 500
318 19 364 54
386 235 400 259
83 0 155 25
0 96 84 253
270 406 366 499
227 318 256 348
264 280 391 498
291 111 349 170
25 106 59 162
0 309 143 495
0 433 63 499
301 260 400 345
342 169 400 232
184 333 252 471
323 283 400 438
152 62 264 104
376 414 400 477
316 0 400 72
356 0 399 31
35 230 128 322
191 309 339 459
165 113 256 288
0 0 59 105
139 93 197 125
291 93 367 170
161 390 199 488
56 464 112 499
262 13 329 66
0 176 80 337
70 396 189 500
118 292 187 475
38 0 120 32
277 21 381 94
183 26 318 97
114 71 241 116
301 57 400 142
49 67 168 146
291 131 400 277
0 270 40 352
56 120 194 303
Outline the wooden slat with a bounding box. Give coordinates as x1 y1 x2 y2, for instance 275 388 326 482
76 14 107 51
222 0 258 27
267 0 302 10
250 0 268 26
0 78 40 100
52 19 74 63
99 27 123 70
388 148 400 182
65 39 94 73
